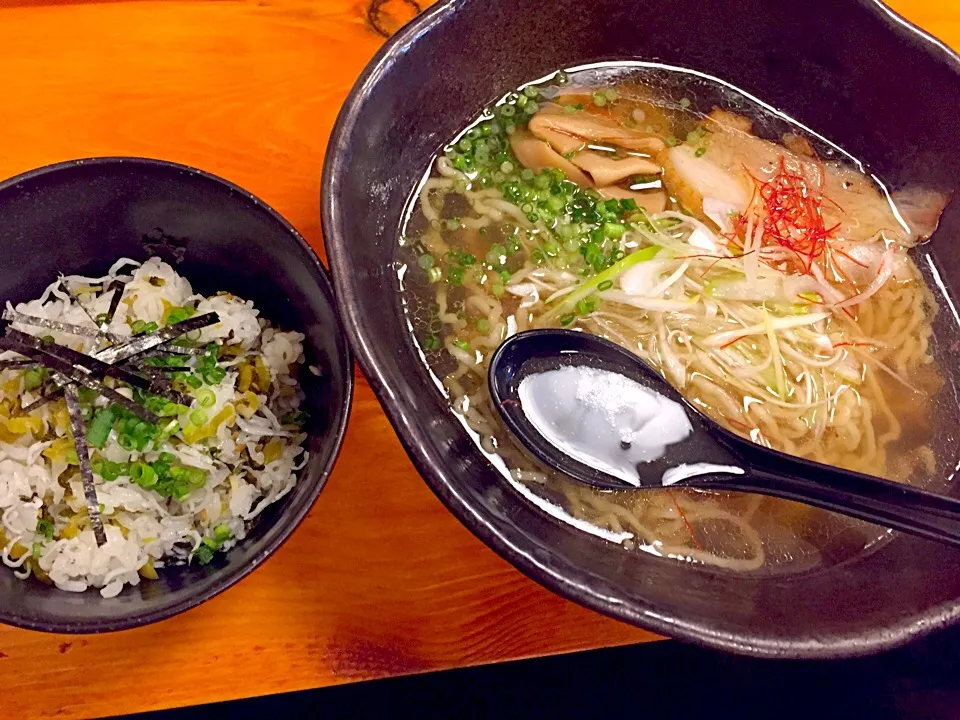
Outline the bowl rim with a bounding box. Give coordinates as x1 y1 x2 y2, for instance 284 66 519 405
322 0 960 658
0 155 354 633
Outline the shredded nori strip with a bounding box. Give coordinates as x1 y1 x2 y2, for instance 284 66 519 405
10 313 218 410
64 386 107 547
103 280 126 329
20 393 58 414
17 375 158 420
139 349 191 362
0 337 159 422
0 359 40 370
15 313 219 412
1 327 151 392
2 308 120 343
56 281 124 344
160 345 207 356
94 313 219 364
60 280 101 325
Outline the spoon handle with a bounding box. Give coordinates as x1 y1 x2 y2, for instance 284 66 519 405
689 456 960 547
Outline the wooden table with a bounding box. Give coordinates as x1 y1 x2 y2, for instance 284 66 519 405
0 1 955 718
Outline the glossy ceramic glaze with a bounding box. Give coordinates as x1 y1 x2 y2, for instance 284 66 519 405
489 330 960 548
0 158 353 632
323 0 960 657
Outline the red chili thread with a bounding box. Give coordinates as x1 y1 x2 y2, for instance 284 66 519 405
668 489 704 551
727 156 841 275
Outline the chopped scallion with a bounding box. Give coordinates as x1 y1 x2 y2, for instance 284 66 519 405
195 389 216 408
23 368 45 391
36 517 54 541
193 544 215 565
603 223 626 239
86 407 116 449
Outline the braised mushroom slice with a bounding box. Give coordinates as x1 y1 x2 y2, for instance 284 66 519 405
529 106 666 154
508 129 591 186
569 152 661 187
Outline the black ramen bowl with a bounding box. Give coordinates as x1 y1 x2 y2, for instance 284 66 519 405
323 0 960 657
0 157 352 632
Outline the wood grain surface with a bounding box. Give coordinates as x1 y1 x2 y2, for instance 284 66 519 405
0 1 954 718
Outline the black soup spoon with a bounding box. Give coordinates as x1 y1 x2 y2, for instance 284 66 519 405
488 328 960 548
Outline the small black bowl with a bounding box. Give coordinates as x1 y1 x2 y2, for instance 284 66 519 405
323 0 960 657
0 157 353 632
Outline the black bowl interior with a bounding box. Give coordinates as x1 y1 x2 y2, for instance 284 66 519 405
323 0 960 657
0 158 352 632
